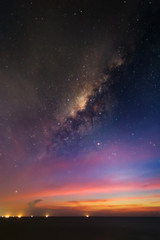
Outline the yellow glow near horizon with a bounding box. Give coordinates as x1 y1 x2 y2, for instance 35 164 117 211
5 215 10 218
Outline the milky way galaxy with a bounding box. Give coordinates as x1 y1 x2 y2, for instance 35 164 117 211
0 0 160 217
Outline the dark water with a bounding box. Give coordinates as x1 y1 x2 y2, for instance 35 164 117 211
0 217 159 240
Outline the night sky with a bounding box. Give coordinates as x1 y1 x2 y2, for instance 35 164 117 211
0 0 160 216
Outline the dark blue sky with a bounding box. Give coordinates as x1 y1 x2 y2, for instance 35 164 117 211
0 0 160 216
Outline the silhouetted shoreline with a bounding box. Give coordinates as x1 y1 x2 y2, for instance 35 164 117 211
0 217 159 240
